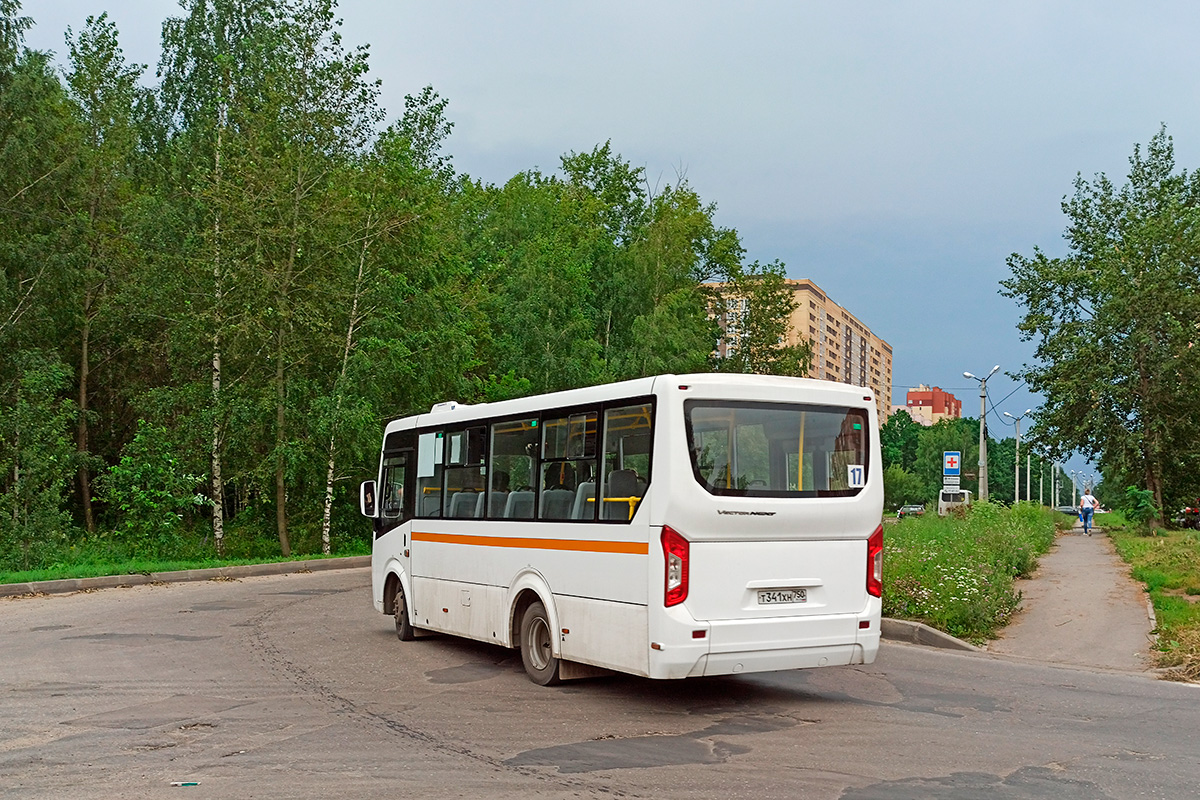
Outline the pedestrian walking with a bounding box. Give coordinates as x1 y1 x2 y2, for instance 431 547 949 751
1079 489 1099 535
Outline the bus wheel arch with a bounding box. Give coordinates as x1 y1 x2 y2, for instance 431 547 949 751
384 568 415 641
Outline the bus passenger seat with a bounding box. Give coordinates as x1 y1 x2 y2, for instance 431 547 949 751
603 470 640 520
571 481 596 520
420 491 442 517
448 491 477 518
487 491 508 518
504 491 534 519
540 488 574 520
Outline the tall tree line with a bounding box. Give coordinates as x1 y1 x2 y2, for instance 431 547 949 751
0 0 809 570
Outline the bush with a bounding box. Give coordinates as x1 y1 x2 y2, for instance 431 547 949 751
1124 486 1156 525
0 351 78 572
97 421 209 558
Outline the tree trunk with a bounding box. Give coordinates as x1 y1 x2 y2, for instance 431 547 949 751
77 313 96 534
320 221 372 554
275 346 290 557
273 164 305 558
210 102 227 557
1134 347 1165 527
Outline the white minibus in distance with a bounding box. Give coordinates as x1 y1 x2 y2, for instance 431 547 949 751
937 488 972 516
359 373 883 685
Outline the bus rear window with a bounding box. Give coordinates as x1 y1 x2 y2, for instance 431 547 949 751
685 401 869 498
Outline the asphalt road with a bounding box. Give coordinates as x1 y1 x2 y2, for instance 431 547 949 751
2 567 1197 799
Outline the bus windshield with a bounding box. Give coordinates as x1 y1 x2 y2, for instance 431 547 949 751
685 400 869 498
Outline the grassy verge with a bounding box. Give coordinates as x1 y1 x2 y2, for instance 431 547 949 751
0 538 371 586
883 502 1059 644
1104 513 1200 681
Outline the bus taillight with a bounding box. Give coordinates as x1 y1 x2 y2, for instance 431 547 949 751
662 526 689 607
867 524 883 598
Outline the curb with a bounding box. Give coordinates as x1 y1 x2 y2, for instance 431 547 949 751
880 618 982 652
0 555 371 598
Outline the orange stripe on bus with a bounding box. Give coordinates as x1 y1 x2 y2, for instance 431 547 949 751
411 531 648 555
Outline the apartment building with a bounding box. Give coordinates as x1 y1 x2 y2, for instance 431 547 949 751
900 384 962 426
709 278 894 421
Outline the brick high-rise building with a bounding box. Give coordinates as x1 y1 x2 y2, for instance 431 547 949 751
709 278 894 421
901 384 961 426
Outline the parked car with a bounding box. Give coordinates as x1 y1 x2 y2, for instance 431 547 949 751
897 503 926 518
1175 500 1200 530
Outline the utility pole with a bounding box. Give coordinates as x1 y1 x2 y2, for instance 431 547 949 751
964 365 999 502
1004 408 1031 506
1026 454 1031 503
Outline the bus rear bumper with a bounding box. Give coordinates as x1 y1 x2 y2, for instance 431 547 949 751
648 611 880 679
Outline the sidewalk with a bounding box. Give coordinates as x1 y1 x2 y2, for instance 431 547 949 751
987 521 1156 672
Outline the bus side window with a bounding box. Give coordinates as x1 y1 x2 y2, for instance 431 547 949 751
490 419 539 519
540 411 598 520
600 404 653 522
444 426 486 518
416 431 444 517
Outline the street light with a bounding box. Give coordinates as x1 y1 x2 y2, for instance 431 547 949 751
964 365 1000 502
1004 408 1032 505
1070 470 1078 506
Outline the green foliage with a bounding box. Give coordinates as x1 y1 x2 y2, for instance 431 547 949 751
880 410 921 472
1002 126 1200 522
714 260 812 376
883 464 928 510
1123 486 1157 525
1108 525 1200 678
883 501 1057 642
0 352 78 571
98 421 207 557
914 417 980 497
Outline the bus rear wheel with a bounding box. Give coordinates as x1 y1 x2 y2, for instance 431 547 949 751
394 584 415 641
519 601 561 685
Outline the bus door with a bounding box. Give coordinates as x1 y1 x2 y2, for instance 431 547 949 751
378 449 415 572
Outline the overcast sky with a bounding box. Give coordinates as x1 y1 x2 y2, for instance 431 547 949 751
25 0 1200 487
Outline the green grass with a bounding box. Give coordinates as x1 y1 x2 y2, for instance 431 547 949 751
1107 519 1200 679
883 501 1058 644
0 536 371 586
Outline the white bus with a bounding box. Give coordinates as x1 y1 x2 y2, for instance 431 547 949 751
360 373 883 685
937 488 972 516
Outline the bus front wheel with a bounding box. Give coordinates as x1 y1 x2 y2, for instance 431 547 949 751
519 601 561 685
394 584 415 641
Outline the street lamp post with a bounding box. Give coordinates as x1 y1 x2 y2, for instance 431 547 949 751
1026 454 1031 503
1004 408 1032 506
964 365 1000 502
1070 470 1078 506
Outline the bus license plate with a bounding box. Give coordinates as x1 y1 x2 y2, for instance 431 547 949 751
757 588 807 605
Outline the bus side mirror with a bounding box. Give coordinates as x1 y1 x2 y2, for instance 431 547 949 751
360 480 378 518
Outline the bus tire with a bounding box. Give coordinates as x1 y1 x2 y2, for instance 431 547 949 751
394 584 415 642
519 601 561 685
